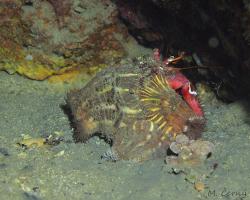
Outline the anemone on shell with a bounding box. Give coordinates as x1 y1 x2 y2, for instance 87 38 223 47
67 57 205 162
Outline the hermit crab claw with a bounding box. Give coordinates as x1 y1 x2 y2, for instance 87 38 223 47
167 72 204 116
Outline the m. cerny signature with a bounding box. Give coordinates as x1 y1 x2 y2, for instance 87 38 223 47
207 188 247 200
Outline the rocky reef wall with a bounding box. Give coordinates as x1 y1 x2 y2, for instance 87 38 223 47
0 0 137 81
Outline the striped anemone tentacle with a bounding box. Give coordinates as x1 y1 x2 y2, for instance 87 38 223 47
139 74 176 138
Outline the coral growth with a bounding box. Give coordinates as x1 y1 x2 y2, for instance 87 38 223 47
0 0 130 81
166 134 214 166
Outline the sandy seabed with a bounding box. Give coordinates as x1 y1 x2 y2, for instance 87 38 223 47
0 70 250 200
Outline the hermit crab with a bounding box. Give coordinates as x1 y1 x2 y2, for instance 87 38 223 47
67 50 205 161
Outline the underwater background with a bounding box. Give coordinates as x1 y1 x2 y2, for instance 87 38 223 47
0 0 250 199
